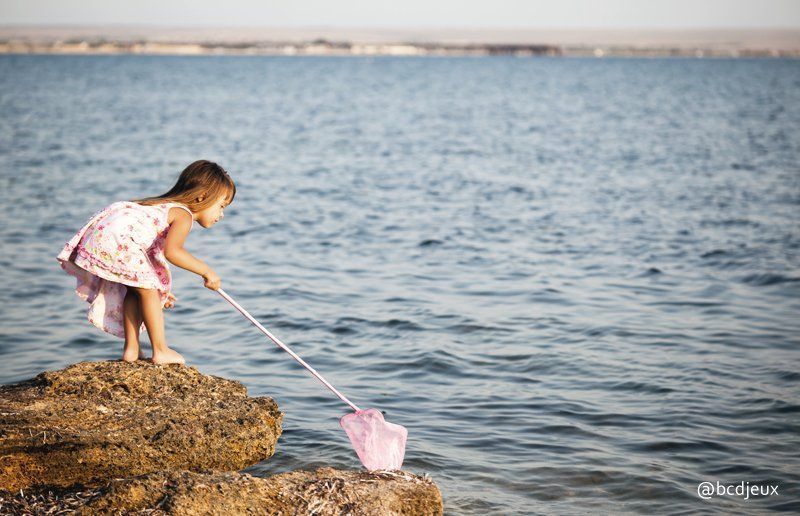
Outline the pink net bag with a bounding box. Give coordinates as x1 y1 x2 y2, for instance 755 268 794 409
340 408 408 470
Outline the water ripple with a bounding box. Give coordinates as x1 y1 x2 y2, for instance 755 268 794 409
1 55 799 515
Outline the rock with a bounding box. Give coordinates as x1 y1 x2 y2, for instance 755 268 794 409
0 361 283 491
0 361 444 514
0 467 443 515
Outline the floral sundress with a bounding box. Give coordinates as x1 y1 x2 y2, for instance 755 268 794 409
57 201 193 338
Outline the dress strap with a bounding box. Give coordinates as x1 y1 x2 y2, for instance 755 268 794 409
166 203 194 230
166 202 192 216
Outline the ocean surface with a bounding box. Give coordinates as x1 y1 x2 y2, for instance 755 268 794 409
0 55 798 514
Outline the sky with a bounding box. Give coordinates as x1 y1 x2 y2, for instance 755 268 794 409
1 0 799 28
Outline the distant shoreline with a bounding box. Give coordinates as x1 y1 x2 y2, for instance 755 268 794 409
2 25 798 57
1 42 797 58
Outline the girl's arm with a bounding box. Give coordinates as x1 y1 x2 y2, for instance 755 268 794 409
164 208 221 290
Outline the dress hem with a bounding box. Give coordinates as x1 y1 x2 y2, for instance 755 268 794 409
59 249 165 292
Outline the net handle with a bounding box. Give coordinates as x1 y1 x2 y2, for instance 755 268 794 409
217 288 361 412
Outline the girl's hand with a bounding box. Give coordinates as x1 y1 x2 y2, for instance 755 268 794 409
164 292 177 309
203 268 221 291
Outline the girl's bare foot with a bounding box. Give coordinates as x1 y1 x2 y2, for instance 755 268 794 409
151 347 186 365
122 345 140 362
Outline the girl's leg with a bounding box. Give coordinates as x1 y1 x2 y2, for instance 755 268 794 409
131 286 185 365
121 287 143 362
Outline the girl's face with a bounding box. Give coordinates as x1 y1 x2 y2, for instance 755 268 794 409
194 194 230 228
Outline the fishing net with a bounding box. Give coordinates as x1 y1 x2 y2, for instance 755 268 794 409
340 408 408 471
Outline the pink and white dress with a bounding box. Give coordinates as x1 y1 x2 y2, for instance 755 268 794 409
57 201 193 338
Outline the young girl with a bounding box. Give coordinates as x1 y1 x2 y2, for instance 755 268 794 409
57 160 235 365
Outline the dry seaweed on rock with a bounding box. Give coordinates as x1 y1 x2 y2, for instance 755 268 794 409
0 485 105 515
0 467 445 515
78 467 443 515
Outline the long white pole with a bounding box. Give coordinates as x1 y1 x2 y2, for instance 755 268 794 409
217 288 361 412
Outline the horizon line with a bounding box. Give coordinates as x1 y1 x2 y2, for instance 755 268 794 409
2 23 799 31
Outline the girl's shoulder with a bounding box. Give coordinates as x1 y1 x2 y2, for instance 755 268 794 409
165 203 194 229
164 202 193 216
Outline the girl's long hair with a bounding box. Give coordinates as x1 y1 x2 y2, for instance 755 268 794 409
135 160 236 212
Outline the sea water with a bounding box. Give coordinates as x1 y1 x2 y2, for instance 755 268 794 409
0 55 798 514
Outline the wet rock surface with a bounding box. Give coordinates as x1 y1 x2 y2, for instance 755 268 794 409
0 361 283 491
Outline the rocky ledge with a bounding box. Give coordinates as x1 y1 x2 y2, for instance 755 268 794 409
0 361 443 515
0 360 282 491
2 468 442 515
